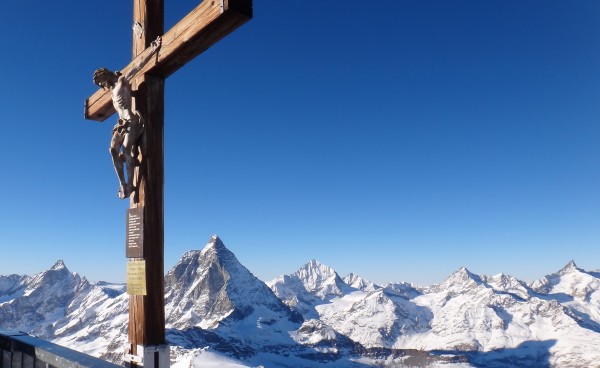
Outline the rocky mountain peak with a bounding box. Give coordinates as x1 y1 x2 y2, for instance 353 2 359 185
200 234 237 266
207 234 225 249
558 260 580 275
455 266 480 281
293 260 351 299
446 266 479 282
51 260 67 271
531 260 599 301
429 266 482 294
0 260 89 338
297 259 336 276
165 236 302 330
27 260 81 291
343 273 379 292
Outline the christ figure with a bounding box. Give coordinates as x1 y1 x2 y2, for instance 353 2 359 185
92 37 161 199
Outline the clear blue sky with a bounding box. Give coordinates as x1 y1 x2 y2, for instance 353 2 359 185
0 1 598 286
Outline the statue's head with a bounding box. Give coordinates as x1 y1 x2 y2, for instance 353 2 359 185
93 68 119 90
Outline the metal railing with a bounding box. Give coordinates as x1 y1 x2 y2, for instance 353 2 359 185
0 331 122 368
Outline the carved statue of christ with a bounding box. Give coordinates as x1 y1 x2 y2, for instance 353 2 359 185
92 36 161 199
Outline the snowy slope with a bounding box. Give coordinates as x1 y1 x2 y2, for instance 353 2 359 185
343 273 379 292
267 260 355 319
1 240 599 367
163 236 363 367
0 260 91 337
270 261 600 367
530 261 600 332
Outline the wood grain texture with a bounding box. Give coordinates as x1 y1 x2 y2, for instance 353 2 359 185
128 0 166 361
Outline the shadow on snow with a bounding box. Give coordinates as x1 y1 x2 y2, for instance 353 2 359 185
431 339 557 368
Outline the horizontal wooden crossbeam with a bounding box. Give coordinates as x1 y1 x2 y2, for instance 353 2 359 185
84 0 251 122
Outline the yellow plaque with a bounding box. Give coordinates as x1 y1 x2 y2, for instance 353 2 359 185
127 259 147 295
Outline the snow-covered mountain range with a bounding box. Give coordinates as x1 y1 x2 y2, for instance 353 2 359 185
1 235 599 367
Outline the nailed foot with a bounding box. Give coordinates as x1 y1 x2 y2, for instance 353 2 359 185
117 185 132 200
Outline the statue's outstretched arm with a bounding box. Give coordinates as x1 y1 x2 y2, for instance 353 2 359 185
124 36 162 81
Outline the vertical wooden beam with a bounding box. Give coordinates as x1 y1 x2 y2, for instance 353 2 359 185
133 0 164 58
129 74 166 347
129 0 166 363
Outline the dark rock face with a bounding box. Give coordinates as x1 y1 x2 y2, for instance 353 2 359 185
165 235 302 330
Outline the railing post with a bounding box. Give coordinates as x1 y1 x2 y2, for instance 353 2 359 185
12 350 22 368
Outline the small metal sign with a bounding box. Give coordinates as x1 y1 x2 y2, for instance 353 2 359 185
126 207 144 258
127 259 147 295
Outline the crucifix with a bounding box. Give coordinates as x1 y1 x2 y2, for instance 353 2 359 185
84 0 251 366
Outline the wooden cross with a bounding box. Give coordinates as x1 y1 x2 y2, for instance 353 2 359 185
84 0 251 366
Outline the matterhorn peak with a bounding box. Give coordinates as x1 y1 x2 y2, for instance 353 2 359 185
207 234 225 248
170 235 238 279
165 235 301 330
201 234 234 262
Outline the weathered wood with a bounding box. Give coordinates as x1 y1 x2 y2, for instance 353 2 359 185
85 0 251 122
128 75 166 354
127 0 165 363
